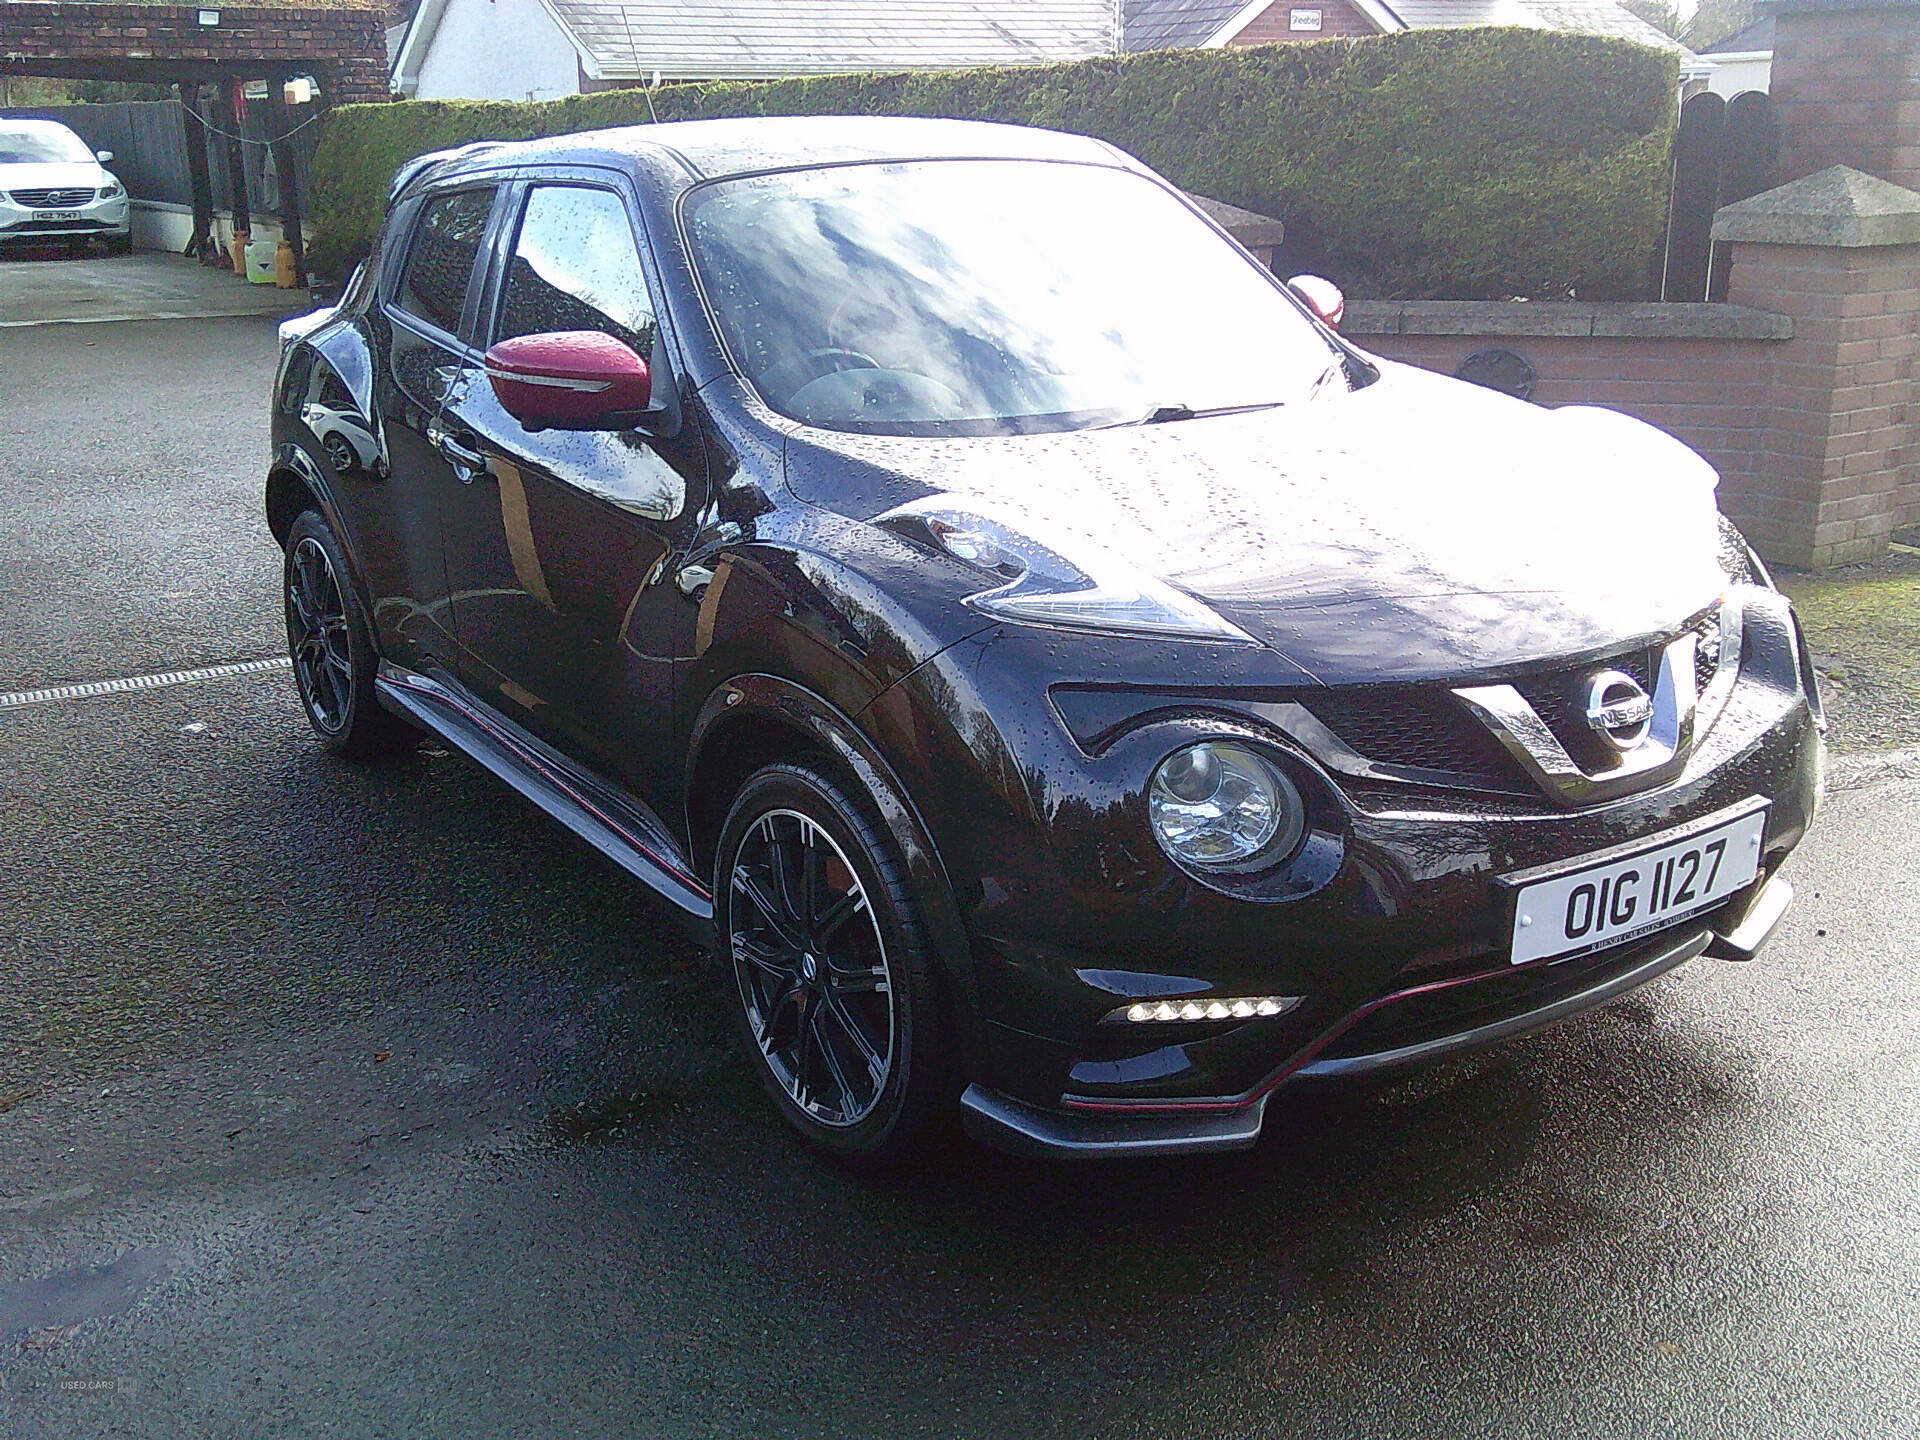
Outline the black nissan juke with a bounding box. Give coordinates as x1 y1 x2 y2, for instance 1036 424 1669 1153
268 117 1823 1162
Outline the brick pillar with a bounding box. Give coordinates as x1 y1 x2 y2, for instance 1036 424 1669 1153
1714 165 1920 566
1768 0 1920 191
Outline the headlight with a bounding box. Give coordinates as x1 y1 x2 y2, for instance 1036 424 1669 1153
98 183 123 200
1148 741 1304 873
875 497 1254 645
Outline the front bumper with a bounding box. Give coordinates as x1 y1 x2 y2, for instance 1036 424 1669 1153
964 876 1792 1158
865 581 1823 1159
0 192 130 241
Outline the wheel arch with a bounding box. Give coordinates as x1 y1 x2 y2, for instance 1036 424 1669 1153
266 442 385 636
686 673 987 1069
266 443 335 551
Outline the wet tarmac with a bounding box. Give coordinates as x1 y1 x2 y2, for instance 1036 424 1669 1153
0 248 311 328
1 318 1917 1438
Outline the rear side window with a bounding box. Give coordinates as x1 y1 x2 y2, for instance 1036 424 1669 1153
494 185 656 356
394 187 495 337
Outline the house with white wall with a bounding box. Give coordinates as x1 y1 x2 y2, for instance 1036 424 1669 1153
390 0 1120 100
1698 16 1773 98
1124 0 1707 79
392 0 1718 101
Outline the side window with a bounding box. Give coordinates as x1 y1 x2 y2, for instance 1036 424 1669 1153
495 186 657 357
395 187 495 337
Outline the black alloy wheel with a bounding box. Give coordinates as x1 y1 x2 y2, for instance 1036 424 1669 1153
287 532 351 733
716 762 949 1160
283 509 414 758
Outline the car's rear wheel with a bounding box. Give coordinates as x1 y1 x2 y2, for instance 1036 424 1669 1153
283 509 414 758
715 761 950 1162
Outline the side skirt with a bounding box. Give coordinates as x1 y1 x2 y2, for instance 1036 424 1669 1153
375 663 715 932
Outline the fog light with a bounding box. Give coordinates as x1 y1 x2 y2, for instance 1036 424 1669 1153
1148 740 1304 873
1107 995 1302 1024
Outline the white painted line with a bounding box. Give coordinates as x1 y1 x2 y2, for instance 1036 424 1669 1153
0 656 292 711
0 1184 94 1213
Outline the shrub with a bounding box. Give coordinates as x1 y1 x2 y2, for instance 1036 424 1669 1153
306 28 1676 299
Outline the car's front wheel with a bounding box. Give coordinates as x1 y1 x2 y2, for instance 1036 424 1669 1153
283 509 414 758
715 761 951 1162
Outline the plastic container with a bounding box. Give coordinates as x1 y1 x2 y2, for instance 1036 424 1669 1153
244 239 277 284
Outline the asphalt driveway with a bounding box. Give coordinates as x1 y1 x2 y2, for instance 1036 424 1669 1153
0 248 311 327
1 316 1917 1439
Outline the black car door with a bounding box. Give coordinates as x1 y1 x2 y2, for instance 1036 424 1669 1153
435 175 707 806
372 182 504 665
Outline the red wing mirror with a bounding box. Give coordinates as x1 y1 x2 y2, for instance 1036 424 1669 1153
1286 274 1345 331
483 330 653 431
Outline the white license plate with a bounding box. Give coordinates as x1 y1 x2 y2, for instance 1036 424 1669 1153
1507 807 1767 965
33 210 80 221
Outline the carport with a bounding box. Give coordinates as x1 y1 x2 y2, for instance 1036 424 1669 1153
0 1 388 283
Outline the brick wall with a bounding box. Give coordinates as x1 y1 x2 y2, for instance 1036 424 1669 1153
0 3 389 105
1727 239 1920 563
1228 1 1383 43
1770 0 1920 191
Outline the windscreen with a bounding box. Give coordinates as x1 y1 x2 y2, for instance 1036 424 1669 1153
684 159 1339 437
0 126 95 165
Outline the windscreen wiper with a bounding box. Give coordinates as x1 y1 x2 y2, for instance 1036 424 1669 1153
1103 399 1285 429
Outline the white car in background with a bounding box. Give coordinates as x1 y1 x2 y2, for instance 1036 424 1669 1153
0 118 132 255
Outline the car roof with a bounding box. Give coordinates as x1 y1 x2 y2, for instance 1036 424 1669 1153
420 115 1133 192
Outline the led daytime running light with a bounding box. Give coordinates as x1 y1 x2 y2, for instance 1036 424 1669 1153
1108 995 1301 1024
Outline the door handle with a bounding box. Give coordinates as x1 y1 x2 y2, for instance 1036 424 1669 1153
427 422 487 482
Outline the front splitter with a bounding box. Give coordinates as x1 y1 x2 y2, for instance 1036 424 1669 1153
959 1083 1266 1160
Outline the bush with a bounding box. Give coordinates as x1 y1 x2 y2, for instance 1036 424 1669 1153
306 29 1676 299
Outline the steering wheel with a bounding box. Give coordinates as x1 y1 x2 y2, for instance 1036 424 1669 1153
786 367 970 427
761 346 881 405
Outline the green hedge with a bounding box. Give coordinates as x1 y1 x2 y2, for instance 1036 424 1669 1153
307 29 1676 299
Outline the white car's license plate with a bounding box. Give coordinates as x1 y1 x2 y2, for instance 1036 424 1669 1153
32 210 80 221
1506 806 1767 966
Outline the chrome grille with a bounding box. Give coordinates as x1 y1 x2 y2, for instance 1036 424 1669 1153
1310 617 1725 801
1693 610 1723 696
1512 645 1659 769
11 188 96 208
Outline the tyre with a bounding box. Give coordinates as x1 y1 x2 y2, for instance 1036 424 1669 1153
283 509 414 758
106 232 133 256
715 761 952 1162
